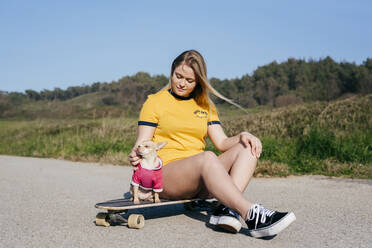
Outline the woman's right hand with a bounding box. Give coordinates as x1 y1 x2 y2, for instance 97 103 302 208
128 147 141 170
130 125 156 169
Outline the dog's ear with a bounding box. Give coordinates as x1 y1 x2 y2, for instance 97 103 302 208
156 141 167 150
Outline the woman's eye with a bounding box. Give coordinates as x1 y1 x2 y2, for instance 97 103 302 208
176 74 182 79
187 80 194 83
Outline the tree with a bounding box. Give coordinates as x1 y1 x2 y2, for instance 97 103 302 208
356 67 372 94
25 89 41 100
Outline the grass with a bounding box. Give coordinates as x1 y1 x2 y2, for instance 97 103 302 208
1 94 371 178
259 129 372 178
0 118 137 165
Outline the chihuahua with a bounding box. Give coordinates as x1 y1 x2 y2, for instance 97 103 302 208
130 140 167 204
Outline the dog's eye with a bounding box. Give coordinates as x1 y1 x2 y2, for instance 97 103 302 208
145 145 149 148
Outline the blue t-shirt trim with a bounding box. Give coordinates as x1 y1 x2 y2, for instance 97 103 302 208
138 121 158 127
168 89 194 100
208 121 221 125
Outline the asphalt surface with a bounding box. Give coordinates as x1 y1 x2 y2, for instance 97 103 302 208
0 155 371 248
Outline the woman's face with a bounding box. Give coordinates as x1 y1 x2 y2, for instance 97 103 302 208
171 64 196 98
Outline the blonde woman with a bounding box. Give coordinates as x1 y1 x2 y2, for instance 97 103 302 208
129 50 295 237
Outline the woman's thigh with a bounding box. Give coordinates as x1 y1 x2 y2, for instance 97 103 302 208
159 152 208 200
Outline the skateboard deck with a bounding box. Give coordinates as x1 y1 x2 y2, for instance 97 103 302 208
95 198 203 229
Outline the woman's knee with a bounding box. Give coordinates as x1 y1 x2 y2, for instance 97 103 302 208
201 151 220 164
236 143 257 160
203 151 218 160
198 151 221 172
193 151 215 167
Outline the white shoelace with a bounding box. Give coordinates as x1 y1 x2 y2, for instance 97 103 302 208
247 204 275 229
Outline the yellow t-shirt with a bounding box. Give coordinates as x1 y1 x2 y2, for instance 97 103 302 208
138 89 220 165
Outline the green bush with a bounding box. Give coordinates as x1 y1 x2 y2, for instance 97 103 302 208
259 126 372 176
336 129 372 163
296 127 337 160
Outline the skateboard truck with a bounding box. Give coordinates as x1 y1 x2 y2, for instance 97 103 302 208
95 209 145 229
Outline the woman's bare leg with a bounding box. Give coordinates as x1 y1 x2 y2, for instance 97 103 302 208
160 151 252 218
218 143 257 192
189 143 257 200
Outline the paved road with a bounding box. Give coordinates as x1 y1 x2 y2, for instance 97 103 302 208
0 155 371 248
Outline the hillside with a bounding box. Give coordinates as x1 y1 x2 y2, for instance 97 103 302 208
0 94 371 178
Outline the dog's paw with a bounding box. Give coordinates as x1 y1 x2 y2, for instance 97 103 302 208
133 199 140 204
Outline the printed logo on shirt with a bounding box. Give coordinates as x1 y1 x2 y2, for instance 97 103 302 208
193 110 208 118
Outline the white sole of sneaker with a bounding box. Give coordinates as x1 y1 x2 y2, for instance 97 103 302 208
217 216 242 233
248 212 296 238
209 215 219 225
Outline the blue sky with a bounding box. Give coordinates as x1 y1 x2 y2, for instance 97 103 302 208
1 0 371 93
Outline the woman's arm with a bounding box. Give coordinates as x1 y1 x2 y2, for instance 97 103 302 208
207 124 262 159
128 125 156 166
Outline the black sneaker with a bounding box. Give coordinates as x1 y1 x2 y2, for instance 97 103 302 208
245 204 296 238
209 204 242 233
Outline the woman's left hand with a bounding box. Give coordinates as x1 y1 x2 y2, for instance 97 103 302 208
239 132 262 159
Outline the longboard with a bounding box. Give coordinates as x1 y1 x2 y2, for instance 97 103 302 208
95 198 208 229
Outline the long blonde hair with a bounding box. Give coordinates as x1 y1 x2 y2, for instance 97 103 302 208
163 50 246 112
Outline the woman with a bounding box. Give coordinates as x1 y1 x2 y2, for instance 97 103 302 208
129 50 295 237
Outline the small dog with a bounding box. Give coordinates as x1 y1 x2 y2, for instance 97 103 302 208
130 140 167 204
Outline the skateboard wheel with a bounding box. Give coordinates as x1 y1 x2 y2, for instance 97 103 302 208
128 214 145 229
96 213 110 227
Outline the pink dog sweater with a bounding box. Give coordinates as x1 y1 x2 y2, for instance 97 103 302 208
131 157 163 192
